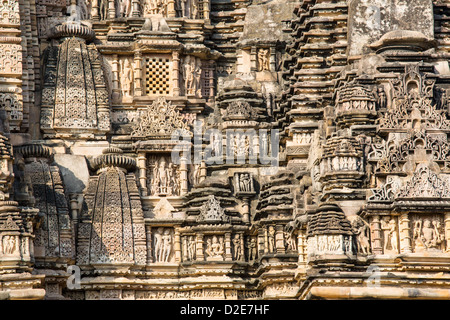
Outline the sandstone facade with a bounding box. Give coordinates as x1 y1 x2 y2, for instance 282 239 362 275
0 0 450 300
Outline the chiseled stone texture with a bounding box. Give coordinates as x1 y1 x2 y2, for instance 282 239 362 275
1 0 450 300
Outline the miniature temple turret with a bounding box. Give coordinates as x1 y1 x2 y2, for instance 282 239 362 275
40 22 111 140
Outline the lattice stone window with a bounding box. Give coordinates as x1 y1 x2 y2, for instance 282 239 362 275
202 67 213 98
197 1 204 19
145 56 171 95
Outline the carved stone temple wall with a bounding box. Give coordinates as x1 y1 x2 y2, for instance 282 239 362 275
1 0 450 300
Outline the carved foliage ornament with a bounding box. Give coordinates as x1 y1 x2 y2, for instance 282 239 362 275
0 0 19 25
374 131 450 173
131 97 190 138
397 164 450 199
197 195 229 223
223 101 258 120
379 65 450 130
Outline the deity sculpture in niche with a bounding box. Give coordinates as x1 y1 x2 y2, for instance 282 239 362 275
381 216 398 253
119 0 132 17
99 0 108 20
143 0 168 15
245 237 257 261
120 57 133 98
377 86 387 109
205 235 224 261
413 217 444 252
351 216 371 255
154 228 173 262
257 48 270 71
188 164 201 188
284 231 297 252
268 226 276 253
185 235 196 261
2 235 16 255
147 155 180 196
232 234 242 260
232 133 250 157
239 173 252 192
182 56 201 96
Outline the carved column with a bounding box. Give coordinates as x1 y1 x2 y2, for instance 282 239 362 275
181 236 187 262
172 51 181 96
263 227 269 254
225 232 232 261
196 233 204 261
257 228 265 257
174 227 181 262
241 198 250 224
370 215 383 255
146 225 153 263
132 0 140 16
240 234 245 261
180 156 188 195
399 213 412 253
111 55 121 102
297 229 306 263
250 47 257 72
108 0 116 19
269 46 276 72
445 213 450 252
133 51 143 96
203 0 210 21
167 0 176 17
199 158 207 183
91 0 100 20
275 225 285 254
209 61 215 98
137 153 147 196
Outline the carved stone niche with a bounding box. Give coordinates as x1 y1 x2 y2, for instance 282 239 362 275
204 234 225 261
379 215 399 254
334 83 377 129
234 172 255 197
411 215 445 253
181 55 202 97
152 227 175 263
147 154 181 197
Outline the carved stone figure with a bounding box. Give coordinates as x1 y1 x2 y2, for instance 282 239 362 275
245 237 257 261
352 217 371 255
257 48 270 71
187 235 196 260
284 231 297 252
154 228 172 262
268 226 275 253
120 57 133 97
148 156 180 196
381 216 398 253
120 0 132 17
144 0 168 15
205 236 224 260
232 234 242 260
413 218 444 252
183 56 201 96
162 229 172 262
2 235 16 255
239 173 251 192
99 0 108 20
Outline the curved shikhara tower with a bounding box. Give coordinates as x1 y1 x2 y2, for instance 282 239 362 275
40 21 110 140
77 147 146 268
